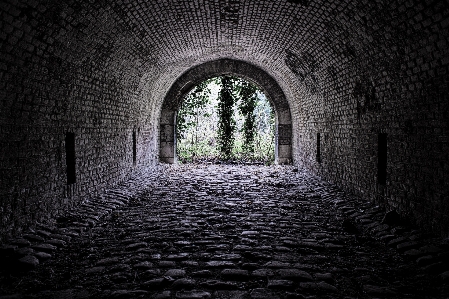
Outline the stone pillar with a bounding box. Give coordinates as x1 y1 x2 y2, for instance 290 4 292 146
159 110 176 164
275 106 292 164
276 124 292 164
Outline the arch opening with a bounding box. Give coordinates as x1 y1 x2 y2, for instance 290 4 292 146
159 59 292 165
175 75 276 164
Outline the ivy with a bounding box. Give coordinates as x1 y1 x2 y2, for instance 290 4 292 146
176 75 275 164
217 76 236 159
176 79 212 144
236 80 258 154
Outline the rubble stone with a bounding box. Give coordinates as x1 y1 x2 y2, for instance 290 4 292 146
0 165 447 297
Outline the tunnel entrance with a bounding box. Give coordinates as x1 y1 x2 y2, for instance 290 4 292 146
176 75 275 164
159 59 292 164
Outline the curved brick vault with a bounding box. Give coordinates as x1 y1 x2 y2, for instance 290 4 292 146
159 59 292 164
0 0 448 238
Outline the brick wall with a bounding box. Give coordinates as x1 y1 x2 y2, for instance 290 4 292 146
0 0 156 239
292 1 449 236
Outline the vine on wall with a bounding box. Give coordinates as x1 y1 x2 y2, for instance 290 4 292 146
217 76 237 158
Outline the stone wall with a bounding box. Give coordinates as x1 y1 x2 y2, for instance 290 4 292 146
0 0 156 240
292 1 449 236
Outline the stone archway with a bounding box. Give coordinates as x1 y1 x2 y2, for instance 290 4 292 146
159 59 292 164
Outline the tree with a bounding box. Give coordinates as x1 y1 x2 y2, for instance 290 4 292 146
236 80 258 154
176 76 275 164
176 80 212 144
217 76 236 158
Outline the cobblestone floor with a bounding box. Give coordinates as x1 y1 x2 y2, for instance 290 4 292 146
1 164 448 298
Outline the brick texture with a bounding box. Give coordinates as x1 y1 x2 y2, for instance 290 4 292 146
0 0 448 239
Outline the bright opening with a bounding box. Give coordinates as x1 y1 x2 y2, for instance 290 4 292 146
176 76 275 164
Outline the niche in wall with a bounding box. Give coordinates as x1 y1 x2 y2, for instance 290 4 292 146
377 133 387 185
316 133 321 163
65 132 76 185
133 130 137 166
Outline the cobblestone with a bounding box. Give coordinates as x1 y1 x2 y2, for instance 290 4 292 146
0 164 448 298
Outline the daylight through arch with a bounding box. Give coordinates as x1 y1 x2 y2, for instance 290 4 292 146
175 76 275 163
159 59 292 164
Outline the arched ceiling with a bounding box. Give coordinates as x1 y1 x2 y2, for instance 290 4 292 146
161 59 290 115
34 0 426 125
2 0 444 137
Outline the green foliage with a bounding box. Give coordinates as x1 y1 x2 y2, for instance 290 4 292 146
176 75 275 164
176 79 213 143
216 76 236 159
236 80 258 154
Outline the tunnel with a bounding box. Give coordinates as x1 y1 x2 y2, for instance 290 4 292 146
0 0 449 298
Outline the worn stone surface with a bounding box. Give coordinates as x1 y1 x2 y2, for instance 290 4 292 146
17 255 39 270
0 165 448 298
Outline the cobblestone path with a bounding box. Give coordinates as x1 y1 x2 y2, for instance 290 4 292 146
1 165 448 298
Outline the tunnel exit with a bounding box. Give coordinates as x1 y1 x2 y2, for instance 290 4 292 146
159 59 293 165
175 75 275 164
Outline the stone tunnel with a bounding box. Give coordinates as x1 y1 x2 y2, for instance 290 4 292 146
1 0 449 298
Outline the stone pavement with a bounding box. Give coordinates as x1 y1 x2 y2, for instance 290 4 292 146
1 164 448 298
